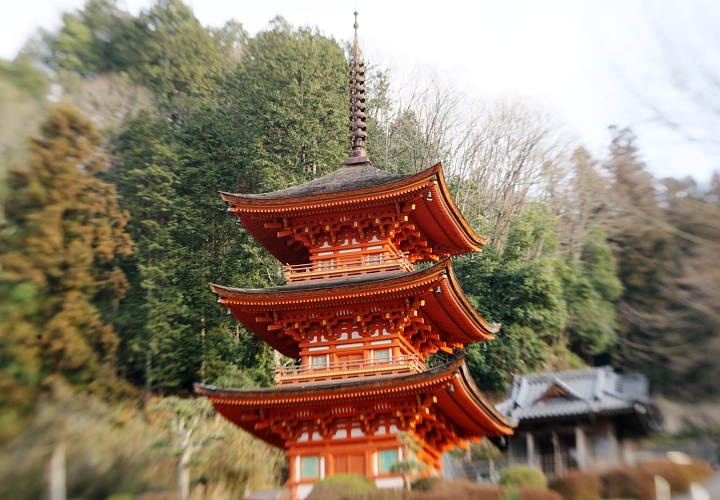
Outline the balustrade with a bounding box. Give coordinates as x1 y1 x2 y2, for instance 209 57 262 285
283 252 414 283
274 354 425 384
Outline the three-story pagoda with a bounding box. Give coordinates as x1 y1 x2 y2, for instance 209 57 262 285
195 14 514 499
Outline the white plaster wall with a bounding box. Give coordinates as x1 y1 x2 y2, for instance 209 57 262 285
296 484 313 500
375 477 404 489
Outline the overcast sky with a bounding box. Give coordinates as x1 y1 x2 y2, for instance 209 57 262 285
3 0 719 185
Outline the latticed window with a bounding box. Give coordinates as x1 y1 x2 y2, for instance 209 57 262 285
301 456 319 478
374 349 390 362
312 355 327 367
378 449 398 473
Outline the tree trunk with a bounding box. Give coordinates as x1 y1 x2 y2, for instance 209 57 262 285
48 439 66 500
178 447 192 500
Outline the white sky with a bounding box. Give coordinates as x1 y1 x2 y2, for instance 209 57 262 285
2 0 719 185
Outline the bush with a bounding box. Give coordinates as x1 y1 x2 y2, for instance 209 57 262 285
600 466 654 500
677 459 713 484
600 459 714 500
499 466 548 488
548 469 602 500
636 461 689 494
403 480 504 500
307 473 376 500
411 477 442 491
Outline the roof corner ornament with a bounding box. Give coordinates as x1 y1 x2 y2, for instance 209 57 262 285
346 11 369 164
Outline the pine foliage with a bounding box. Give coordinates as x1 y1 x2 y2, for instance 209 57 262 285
0 105 132 441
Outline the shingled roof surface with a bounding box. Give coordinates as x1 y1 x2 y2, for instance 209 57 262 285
495 366 653 421
212 268 410 295
230 164 413 200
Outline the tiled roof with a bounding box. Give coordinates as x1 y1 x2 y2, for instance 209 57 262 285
226 163 413 200
495 366 653 421
211 268 409 295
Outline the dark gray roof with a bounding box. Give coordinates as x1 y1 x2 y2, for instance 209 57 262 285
226 163 413 200
496 366 653 421
212 269 410 295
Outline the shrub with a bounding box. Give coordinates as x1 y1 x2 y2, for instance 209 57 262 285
548 469 602 500
636 461 689 494
411 477 441 491
600 466 654 500
307 473 376 500
392 480 564 500
499 489 521 500
403 480 503 500
678 459 713 484
499 466 548 488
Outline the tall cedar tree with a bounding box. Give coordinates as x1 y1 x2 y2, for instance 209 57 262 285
0 105 132 442
140 19 349 390
607 128 720 398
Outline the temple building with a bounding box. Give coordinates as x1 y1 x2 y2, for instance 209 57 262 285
195 14 514 499
496 366 661 477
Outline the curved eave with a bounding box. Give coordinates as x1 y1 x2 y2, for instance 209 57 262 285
211 260 499 357
195 358 514 448
221 163 486 265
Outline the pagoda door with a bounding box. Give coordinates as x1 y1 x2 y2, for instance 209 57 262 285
334 453 366 475
337 352 364 370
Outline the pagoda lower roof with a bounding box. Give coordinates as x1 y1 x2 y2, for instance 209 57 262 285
220 162 486 265
210 259 499 358
194 358 515 448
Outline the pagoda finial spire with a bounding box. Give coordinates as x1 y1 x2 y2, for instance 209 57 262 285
348 11 368 160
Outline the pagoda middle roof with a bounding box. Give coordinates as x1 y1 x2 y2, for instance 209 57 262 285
195 358 515 448
210 259 499 358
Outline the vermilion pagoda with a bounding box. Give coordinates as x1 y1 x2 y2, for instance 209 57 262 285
195 14 514 499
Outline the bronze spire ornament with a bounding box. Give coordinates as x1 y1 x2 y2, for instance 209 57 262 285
345 11 369 165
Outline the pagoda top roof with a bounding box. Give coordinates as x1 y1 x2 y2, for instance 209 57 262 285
211 259 499 358
195 358 515 448
230 162 413 201
221 162 485 265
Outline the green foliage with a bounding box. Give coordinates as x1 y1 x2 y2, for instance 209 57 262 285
0 105 132 441
197 16 348 193
410 477 441 491
308 473 376 500
498 465 547 488
498 489 522 500
0 56 48 99
122 0 222 98
557 229 623 357
31 0 131 75
457 207 566 390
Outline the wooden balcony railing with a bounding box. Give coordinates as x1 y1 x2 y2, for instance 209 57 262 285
283 252 414 283
274 354 425 384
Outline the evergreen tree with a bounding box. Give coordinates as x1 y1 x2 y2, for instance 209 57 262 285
0 105 132 441
606 128 720 398
122 0 222 98
456 205 568 392
27 0 130 75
